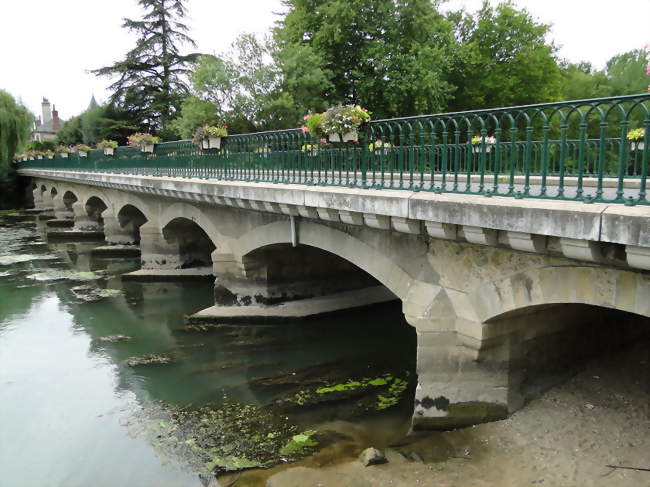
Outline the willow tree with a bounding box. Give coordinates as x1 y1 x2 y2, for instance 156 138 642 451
93 0 198 135
0 90 32 175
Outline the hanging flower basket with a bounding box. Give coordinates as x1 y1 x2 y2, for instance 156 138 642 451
304 105 370 143
127 133 159 153
631 141 645 151
627 128 645 151
195 125 228 150
471 135 496 153
61 152 69 159
97 140 118 156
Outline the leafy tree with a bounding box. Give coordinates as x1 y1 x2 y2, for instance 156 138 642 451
0 90 32 174
275 0 456 118
447 1 563 111
55 115 83 146
172 33 331 134
56 105 139 146
0 90 33 208
93 0 198 133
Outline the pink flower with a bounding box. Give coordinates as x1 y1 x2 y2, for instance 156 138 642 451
301 126 308 133
303 115 311 120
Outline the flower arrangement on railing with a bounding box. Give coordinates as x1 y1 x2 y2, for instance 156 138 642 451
74 144 92 157
471 135 497 153
254 146 271 157
56 146 72 159
303 105 371 142
300 143 320 155
627 128 645 151
97 140 118 156
194 125 228 149
127 133 159 153
368 140 392 154
45 150 55 160
35 151 45 160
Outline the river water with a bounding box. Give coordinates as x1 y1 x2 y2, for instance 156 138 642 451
0 213 417 487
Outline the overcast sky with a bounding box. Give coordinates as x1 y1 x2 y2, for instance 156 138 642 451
1 0 648 120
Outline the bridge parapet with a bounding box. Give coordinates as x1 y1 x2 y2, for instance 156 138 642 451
21 168 650 271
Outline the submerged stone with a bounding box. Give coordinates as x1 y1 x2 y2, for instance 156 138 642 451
124 353 177 367
98 335 133 343
72 285 123 302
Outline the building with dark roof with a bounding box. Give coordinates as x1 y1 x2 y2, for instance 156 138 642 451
31 97 63 142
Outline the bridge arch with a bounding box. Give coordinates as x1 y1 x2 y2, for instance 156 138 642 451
162 216 217 269
231 220 413 300
158 202 222 249
472 265 650 327
116 204 149 244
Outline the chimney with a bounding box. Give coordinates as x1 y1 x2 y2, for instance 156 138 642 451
42 97 52 125
35 116 42 128
52 105 60 131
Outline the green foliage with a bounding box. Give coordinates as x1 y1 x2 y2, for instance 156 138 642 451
0 90 33 175
93 0 198 133
55 115 83 146
56 104 139 146
169 96 219 139
276 0 456 118
25 140 56 152
447 1 563 110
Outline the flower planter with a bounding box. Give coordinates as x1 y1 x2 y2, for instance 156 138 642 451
47 156 54 160
208 137 222 149
472 144 493 154
329 131 358 143
328 133 341 143
61 153 69 159
103 148 115 156
37 156 43 160
141 144 154 153
630 141 645 151
78 151 88 158
201 140 210 150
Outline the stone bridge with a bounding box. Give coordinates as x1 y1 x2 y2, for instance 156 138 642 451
21 168 650 430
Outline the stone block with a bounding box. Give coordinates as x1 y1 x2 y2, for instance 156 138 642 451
462 226 498 246
425 221 457 240
339 210 364 225
626 245 650 270
559 238 603 263
363 213 390 230
391 217 421 234
502 231 547 253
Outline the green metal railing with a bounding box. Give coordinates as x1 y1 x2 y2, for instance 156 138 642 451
17 94 650 205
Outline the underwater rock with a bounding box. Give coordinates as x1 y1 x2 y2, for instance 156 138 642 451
0 254 59 266
124 353 176 367
359 447 386 467
98 335 133 343
71 285 123 302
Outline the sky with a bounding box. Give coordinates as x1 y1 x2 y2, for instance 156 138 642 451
1 0 648 121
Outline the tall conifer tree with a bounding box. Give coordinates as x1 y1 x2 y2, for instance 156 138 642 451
93 0 197 134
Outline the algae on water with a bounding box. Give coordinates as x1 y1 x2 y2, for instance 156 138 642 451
130 402 319 475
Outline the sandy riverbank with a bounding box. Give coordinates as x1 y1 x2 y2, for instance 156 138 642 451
221 339 649 487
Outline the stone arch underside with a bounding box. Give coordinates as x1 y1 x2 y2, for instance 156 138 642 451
229 220 414 301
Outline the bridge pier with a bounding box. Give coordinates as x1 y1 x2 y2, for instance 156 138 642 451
103 210 137 245
52 194 74 220
139 222 183 269
40 190 55 213
31 187 44 211
72 201 103 231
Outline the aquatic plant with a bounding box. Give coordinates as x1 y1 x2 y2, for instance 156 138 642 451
132 402 319 475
